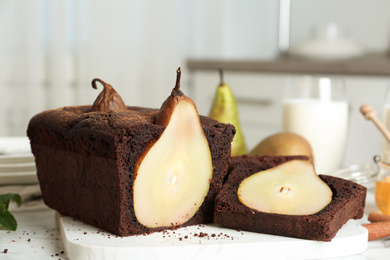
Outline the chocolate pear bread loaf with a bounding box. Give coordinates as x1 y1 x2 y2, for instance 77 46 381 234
27 73 235 236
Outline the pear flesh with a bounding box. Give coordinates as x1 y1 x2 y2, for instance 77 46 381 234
133 101 213 228
237 160 332 215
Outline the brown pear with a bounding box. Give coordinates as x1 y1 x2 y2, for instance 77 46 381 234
90 78 126 112
250 132 313 161
155 68 194 127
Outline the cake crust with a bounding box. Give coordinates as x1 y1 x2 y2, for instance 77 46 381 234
28 105 235 236
214 155 367 241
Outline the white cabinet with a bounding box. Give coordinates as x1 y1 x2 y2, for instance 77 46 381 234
189 70 390 169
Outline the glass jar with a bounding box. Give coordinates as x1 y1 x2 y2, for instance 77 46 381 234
374 156 390 215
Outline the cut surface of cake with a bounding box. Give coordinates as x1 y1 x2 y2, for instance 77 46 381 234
214 155 367 242
27 71 235 236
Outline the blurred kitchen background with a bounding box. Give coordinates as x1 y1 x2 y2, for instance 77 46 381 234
1 0 390 170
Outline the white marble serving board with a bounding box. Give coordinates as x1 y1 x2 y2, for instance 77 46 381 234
58 213 368 260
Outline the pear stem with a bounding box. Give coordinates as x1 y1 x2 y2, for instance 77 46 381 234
92 78 109 90
175 67 181 91
219 69 224 85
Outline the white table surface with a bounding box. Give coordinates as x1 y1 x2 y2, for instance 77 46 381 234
0 189 389 260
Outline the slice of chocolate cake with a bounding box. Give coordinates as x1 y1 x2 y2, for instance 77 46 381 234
214 155 367 242
27 72 235 236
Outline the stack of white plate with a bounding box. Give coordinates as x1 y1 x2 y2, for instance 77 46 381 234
0 137 38 185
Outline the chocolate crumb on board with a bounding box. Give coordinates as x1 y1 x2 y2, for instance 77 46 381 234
199 232 208 237
3 249 8 253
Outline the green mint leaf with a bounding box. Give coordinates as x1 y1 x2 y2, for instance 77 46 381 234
0 193 22 231
0 193 22 209
0 204 6 215
0 210 18 231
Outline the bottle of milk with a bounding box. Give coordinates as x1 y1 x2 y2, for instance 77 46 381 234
282 76 349 175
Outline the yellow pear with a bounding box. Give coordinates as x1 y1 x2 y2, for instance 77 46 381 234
208 70 246 156
249 132 313 161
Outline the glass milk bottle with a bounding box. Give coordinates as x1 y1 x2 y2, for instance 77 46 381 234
282 76 349 174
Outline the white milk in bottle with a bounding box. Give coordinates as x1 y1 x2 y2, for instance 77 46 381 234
283 99 348 174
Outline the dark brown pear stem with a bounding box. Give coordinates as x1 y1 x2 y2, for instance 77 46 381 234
90 78 126 112
92 78 107 90
175 67 181 91
219 69 224 86
171 67 183 97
